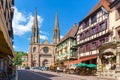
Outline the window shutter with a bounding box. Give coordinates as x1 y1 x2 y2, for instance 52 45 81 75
83 32 85 39
89 43 92 51
89 29 92 36
96 24 100 32
105 19 107 29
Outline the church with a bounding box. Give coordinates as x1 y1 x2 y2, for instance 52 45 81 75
28 10 60 68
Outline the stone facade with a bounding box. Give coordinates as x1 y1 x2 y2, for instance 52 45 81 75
28 11 60 68
97 41 120 80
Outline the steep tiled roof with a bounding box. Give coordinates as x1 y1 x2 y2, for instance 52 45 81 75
81 0 111 23
58 24 78 45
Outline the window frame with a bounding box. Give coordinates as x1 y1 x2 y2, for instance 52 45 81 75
91 14 97 24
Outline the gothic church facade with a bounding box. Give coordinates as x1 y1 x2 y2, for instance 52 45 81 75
28 10 60 68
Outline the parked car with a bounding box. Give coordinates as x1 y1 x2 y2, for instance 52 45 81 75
25 66 30 69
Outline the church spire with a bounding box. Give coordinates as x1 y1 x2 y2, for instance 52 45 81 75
31 9 39 44
54 11 59 30
33 9 38 27
53 11 60 44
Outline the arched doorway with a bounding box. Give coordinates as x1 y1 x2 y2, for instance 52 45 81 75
100 52 116 70
42 59 48 67
97 41 120 79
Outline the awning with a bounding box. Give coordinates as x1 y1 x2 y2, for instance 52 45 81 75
64 59 81 66
79 56 97 62
65 55 97 66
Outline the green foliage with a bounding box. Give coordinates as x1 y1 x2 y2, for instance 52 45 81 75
12 51 28 66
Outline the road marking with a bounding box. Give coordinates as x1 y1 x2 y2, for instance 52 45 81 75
28 70 52 80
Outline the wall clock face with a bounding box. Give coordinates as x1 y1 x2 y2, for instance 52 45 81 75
43 47 49 53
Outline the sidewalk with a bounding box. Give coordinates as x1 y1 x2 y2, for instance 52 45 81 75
32 69 117 80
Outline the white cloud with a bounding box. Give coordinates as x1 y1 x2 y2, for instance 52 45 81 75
12 7 43 36
60 35 64 39
40 35 48 40
40 31 49 36
13 45 16 49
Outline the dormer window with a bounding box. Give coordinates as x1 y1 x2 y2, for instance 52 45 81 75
91 15 97 24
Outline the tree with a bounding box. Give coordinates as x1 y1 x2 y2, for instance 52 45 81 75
12 51 23 66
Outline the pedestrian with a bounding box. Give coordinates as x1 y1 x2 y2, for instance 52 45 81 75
56 67 59 73
7 64 13 80
63 68 66 73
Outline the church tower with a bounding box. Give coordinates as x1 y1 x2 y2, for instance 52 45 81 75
31 9 39 44
53 12 60 44
28 9 40 67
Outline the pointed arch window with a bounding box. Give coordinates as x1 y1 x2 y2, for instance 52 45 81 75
33 47 36 53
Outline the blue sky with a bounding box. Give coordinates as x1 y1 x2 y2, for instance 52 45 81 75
13 0 99 52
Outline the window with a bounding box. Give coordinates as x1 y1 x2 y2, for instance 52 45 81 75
92 42 96 50
91 15 97 24
100 22 106 31
86 44 89 52
85 30 89 37
85 20 89 27
118 30 120 39
33 47 36 53
92 27 96 34
80 46 83 53
80 33 83 40
82 22 85 29
100 38 105 44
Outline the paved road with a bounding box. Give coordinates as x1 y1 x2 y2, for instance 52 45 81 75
18 69 99 80
18 69 84 80
18 70 55 80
